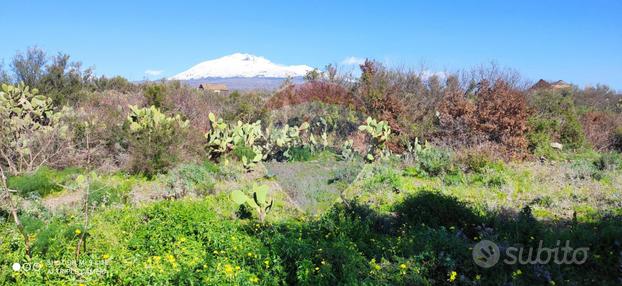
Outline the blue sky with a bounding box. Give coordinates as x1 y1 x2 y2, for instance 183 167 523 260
1 0 620 88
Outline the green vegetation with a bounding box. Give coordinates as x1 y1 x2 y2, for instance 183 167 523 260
125 105 189 177
0 48 621 285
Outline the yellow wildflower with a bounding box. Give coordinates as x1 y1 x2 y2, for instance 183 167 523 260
75 229 82 235
449 271 458 282
224 264 234 275
399 263 407 269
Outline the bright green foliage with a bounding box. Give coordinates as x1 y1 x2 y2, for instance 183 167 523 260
231 120 263 147
231 184 274 223
403 142 456 178
559 111 586 150
0 83 71 174
205 112 264 168
205 112 233 159
205 113 319 165
527 117 562 159
358 117 391 161
7 167 81 197
231 120 264 168
528 89 586 152
125 105 189 177
265 122 311 160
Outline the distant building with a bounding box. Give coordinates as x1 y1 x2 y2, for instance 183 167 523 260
197 83 229 94
530 79 571 91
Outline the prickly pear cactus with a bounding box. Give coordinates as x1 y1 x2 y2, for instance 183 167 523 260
0 83 72 174
230 184 273 223
358 117 392 162
205 112 233 159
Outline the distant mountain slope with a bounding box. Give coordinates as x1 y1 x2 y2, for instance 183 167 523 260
169 53 313 80
183 76 305 91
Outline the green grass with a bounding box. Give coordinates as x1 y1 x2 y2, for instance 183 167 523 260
7 167 82 197
1 151 622 285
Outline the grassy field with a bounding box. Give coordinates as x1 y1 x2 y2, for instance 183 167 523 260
1 149 621 285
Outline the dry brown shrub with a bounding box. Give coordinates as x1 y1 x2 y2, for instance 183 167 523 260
165 85 216 133
437 84 478 146
348 131 368 155
581 111 622 151
57 90 147 171
437 80 530 159
357 60 404 133
266 81 358 111
475 80 529 152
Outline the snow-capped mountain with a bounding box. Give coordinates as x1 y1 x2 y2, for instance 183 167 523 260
169 53 313 80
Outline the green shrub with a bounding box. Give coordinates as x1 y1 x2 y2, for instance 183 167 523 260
125 105 189 177
143 84 167 108
569 159 603 180
526 117 561 159
560 111 586 149
416 147 454 177
287 146 313 162
232 144 257 162
362 165 402 193
458 149 503 174
470 167 507 188
88 179 130 206
7 167 80 197
7 168 60 197
164 163 217 197
593 152 622 171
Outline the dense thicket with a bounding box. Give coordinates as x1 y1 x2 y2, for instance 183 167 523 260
0 47 620 176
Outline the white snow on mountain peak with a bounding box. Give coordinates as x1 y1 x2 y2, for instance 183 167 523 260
169 53 314 80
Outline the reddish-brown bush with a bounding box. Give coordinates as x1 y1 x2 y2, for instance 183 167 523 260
356 60 404 133
437 80 530 158
475 80 529 152
581 111 622 151
265 81 358 111
165 85 216 133
437 85 478 146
